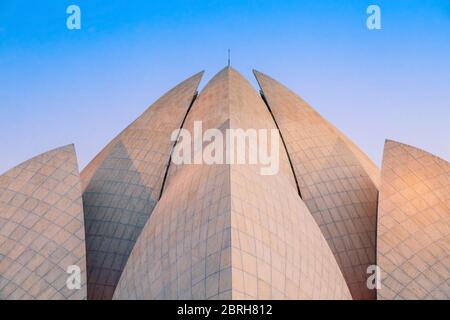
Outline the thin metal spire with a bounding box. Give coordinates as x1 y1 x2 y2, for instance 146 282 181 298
228 49 231 67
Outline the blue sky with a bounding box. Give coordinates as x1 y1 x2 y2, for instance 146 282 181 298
1 0 449 173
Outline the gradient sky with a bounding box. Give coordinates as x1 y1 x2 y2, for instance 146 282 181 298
1 0 449 174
